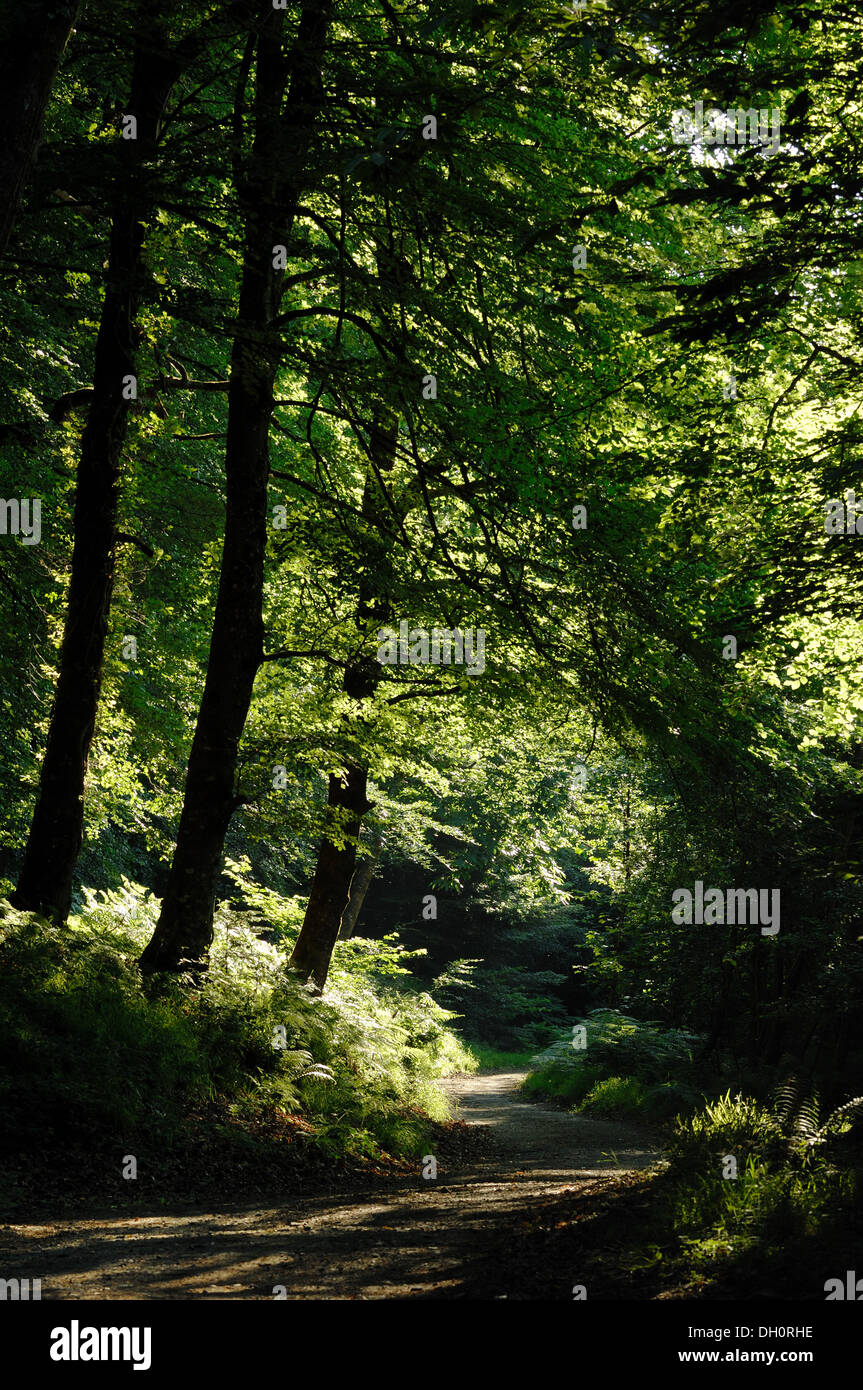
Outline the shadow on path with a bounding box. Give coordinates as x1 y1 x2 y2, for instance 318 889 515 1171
0 1070 661 1299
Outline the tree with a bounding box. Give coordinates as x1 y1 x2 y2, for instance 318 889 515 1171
287 407 399 987
0 0 82 255
13 0 237 923
140 0 334 974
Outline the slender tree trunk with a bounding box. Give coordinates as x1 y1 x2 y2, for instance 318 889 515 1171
338 833 380 940
290 764 373 982
0 0 81 256
13 23 185 922
289 409 398 990
140 0 332 975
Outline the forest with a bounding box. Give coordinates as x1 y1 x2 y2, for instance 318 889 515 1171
1 0 862 1331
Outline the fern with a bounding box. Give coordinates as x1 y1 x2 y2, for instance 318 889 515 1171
816 1094 863 1141
770 1078 863 1155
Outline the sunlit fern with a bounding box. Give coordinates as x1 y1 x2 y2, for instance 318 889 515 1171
772 1077 863 1154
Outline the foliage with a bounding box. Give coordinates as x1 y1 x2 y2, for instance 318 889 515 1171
658 1091 859 1275
2 0 863 1280
0 889 474 1194
523 1010 703 1120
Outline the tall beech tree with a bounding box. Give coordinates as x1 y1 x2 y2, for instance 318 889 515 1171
138 0 523 977
13 1 225 922
137 3 608 981
139 0 333 974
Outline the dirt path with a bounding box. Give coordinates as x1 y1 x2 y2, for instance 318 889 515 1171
0 1072 660 1299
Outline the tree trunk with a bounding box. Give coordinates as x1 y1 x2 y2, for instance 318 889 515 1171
289 764 373 985
338 835 380 940
0 0 81 256
140 0 332 975
289 409 398 990
13 23 185 923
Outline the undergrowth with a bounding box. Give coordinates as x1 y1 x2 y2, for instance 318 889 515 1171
0 876 476 1207
522 1013 862 1295
636 1090 861 1293
523 1009 703 1122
